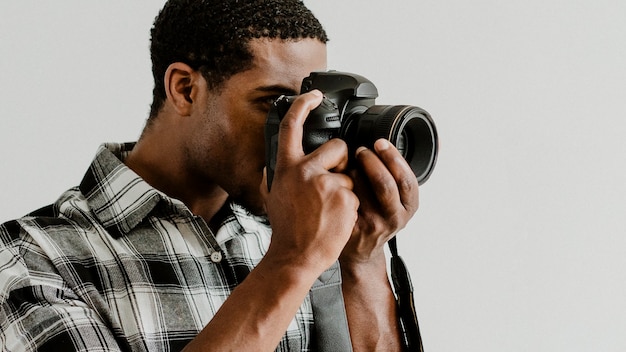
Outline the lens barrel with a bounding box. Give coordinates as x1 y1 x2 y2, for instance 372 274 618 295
344 105 438 185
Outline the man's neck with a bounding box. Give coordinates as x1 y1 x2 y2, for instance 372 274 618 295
124 121 229 223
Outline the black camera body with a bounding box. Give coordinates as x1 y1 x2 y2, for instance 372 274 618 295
265 71 438 189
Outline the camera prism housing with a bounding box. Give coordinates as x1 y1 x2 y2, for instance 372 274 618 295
265 70 438 190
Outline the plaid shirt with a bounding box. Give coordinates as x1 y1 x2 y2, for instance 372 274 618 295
0 143 314 352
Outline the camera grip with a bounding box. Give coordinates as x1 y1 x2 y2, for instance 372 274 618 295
264 95 340 191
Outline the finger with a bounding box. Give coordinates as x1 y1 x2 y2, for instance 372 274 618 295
354 145 402 210
276 90 324 163
307 138 350 173
372 139 419 212
320 171 355 192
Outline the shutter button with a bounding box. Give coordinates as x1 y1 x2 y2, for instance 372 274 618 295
210 250 223 263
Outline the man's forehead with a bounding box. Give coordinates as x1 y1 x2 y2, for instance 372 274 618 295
246 38 327 90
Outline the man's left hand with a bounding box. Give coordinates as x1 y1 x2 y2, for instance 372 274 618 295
340 138 420 266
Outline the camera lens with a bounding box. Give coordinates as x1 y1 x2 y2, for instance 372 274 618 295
343 105 438 185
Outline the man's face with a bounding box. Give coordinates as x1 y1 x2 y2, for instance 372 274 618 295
184 38 327 214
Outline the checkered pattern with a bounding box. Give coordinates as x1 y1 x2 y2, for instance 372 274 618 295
0 143 314 351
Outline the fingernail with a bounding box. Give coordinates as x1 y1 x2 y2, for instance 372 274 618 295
375 139 390 151
310 89 323 98
356 146 368 156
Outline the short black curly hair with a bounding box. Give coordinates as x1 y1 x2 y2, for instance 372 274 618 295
148 0 328 119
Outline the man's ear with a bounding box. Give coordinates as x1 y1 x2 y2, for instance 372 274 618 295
164 62 201 116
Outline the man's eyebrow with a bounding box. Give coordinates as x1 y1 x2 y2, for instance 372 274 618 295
254 85 299 96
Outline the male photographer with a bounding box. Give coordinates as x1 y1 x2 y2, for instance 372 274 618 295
0 0 419 351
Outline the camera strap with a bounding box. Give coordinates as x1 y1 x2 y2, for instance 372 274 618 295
308 240 424 352
309 260 353 352
389 236 424 351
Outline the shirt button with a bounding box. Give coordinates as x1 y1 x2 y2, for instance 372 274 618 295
210 250 223 263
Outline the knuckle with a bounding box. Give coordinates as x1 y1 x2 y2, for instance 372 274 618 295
373 174 396 201
279 112 300 130
369 219 387 235
388 212 406 231
311 173 329 191
399 176 420 212
335 191 357 210
398 174 418 194
328 138 348 152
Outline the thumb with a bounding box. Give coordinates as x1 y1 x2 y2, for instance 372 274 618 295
276 90 323 163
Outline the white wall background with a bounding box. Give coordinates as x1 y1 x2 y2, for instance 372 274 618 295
1 1 625 351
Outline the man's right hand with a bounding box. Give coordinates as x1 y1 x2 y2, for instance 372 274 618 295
261 89 360 276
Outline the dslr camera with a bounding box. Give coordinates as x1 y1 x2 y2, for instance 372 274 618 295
265 71 438 189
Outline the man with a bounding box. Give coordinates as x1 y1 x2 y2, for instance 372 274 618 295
0 1 419 351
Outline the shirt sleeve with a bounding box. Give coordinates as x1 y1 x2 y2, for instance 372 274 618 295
1 221 124 352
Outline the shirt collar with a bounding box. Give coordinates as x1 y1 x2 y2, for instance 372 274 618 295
78 142 167 238
77 143 269 239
